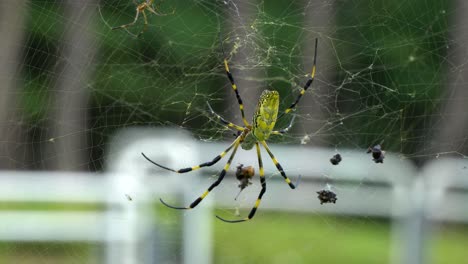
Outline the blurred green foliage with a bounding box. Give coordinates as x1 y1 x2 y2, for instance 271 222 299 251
334 0 449 155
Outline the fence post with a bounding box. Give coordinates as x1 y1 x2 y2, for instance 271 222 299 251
107 128 213 264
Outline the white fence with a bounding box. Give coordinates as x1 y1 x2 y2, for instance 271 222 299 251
0 127 467 264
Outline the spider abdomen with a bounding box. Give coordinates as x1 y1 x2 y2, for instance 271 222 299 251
252 90 279 141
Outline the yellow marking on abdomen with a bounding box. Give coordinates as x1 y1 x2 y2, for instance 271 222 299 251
253 90 280 141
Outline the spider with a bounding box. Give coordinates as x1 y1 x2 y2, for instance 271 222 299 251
141 38 318 223
111 0 173 38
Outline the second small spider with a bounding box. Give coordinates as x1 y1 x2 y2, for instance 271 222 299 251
142 38 318 223
112 0 173 37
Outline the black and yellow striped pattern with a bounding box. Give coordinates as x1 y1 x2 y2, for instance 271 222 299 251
261 141 296 189
141 138 239 173
252 90 280 141
145 38 318 223
224 59 250 127
160 138 241 210
283 38 318 114
206 102 244 131
217 142 266 223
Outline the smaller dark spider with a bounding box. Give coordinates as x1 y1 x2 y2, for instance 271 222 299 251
330 154 342 165
317 190 337 204
367 144 385 163
234 164 255 200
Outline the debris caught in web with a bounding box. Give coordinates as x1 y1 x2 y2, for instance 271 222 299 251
300 134 310 145
234 164 255 200
330 153 342 165
367 144 385 163
317 189 337 204
125 194 133 201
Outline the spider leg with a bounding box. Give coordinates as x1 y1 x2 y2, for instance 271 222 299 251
261 141 296 189
112 8 140 31
281 38 318 116
160 138 241 210
146 5 160 15
206 102 244 131
220 40 250 127
271 115 296 135
135 10 148 38
146 4 175 16
217 142 266 223
141 136 241 173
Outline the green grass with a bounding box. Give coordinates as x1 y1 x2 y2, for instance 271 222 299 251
214 211 391 264
431 224 468 264
0 206 467 263
214 211 468 264
0 242 99 264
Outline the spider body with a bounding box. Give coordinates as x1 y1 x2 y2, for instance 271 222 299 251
239 132 255 150
136 1 151 11
142 38 319 223
252 90 280 142
240 90 279 150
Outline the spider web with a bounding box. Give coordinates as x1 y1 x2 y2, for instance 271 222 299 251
2 0 468 263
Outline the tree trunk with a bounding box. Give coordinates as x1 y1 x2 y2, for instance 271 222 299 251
46 0 97 171
431 1 468 155
0 1 28 169
298 0 335 146
224 0 263 125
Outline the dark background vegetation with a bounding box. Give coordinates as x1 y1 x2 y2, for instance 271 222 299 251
13 0 458 172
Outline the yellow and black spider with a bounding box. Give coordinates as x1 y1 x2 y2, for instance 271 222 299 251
111 0 173 38
142 38 318 223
